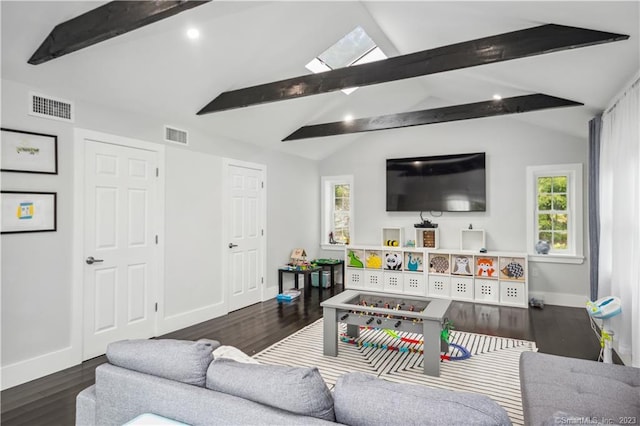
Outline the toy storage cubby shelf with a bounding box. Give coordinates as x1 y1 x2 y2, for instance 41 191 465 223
381 227 403 247
415 227 439 249
460 229 485 251
344 245 528 308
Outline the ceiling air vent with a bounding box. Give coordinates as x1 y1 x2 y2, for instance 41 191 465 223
29 92 74 122
164 125 188 145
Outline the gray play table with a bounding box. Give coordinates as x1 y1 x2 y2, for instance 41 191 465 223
321 290 451 376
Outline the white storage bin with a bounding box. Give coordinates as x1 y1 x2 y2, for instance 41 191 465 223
364 270 384 291
428 275 450 298
403 273 426 296
500 280 526 306
345 269 364 289
383 271 403 292
474 279 500 303
450 276 474 301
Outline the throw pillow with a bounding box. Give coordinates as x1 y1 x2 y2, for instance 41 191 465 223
334 372 512 426
106 339 216 387
212 345 260 364
206 358 335 421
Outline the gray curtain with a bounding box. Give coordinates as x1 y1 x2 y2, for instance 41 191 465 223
588 115 602 301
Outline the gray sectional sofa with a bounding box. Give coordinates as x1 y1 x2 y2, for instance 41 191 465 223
76 338 512 425
519 352 640 425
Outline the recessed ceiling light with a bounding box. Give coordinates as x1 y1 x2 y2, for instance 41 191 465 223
186 28 200 40
492 94 502 100
344 114 354 122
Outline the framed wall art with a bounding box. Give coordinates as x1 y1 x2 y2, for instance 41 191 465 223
1 191 57 234
1 128 58 174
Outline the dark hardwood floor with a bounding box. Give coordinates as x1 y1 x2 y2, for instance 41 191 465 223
1 285 601 425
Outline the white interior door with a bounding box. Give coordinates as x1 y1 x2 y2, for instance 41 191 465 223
83 139 159 359
224 160 265 312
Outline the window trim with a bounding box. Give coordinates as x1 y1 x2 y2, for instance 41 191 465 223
526 164 584 264
321 175 354 251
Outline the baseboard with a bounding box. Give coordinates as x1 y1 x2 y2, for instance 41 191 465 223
158 301 227 336
265 286 279 299
1 345 81 391
613 344 632 366
529 291 589 308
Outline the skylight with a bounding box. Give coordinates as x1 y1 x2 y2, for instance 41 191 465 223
305 26 387 95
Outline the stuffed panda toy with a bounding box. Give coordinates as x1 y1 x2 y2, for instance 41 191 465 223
385 252 403 270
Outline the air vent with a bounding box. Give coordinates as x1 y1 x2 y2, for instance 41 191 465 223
29 92 74 122
164 125 188 145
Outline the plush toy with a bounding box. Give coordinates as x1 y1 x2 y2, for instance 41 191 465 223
476 257 496 277
384 252 403 270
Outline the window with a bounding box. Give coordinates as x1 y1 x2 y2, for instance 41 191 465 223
537 176 569 250
526 164 584 263
321 175 354 249
305 26 387 95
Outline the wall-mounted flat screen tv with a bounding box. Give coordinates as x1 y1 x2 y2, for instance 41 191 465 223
386 152 486 212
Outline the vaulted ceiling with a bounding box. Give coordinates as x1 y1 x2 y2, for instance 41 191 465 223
1 1 638 160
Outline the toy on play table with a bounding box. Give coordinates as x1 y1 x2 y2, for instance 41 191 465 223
339 312 471 361
290 248 307 266
440 318 471 361
288 248 316 270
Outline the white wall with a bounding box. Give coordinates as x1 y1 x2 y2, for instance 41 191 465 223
1 83 76 370
0 74 590 389
161 147 226 331
318 115 590 305
1 78 320 388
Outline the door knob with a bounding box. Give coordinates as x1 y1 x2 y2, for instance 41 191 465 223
228 243 238 249
86 256 104 265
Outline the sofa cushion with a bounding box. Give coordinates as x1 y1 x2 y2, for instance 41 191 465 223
94 364 335 426
106 339 217 387
333 372 512 426
206 358 335 421
520 352 640 425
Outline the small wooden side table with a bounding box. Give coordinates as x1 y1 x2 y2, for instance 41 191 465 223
312 259 345 288
278 266 322 297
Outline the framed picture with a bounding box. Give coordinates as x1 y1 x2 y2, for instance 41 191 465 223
1 191 57 234
1 128 58 174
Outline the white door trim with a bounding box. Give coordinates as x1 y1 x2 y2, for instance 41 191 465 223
222 158 267 311
72 128 165 360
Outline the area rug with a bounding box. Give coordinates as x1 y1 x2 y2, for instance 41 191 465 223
253 318 537 425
